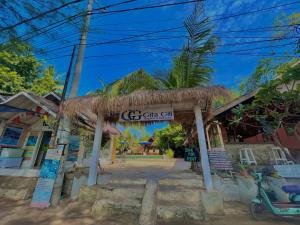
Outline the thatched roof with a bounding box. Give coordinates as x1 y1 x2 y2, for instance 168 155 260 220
62 86 228 121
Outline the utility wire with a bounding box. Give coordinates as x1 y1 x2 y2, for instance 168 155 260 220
0 0 84 32
13 0 299 43
41 38 299 61
8 0 139 42
91 0 199 14
42 24 299 54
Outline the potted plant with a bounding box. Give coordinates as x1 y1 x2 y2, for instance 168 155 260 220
239 163 249 176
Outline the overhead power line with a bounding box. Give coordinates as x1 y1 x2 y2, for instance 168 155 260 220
210 1 300 22
7 0 139 42
41 38 299 61
91 0 200 14
0 0 84 32
15 0 299 43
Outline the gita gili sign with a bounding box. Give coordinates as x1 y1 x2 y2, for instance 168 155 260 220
119 107 174 122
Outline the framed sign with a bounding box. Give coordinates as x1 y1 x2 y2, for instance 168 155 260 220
184 148 200 162
119 107 174 122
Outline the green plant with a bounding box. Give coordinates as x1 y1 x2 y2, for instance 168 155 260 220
238 163 250 172
166 148 174 158
153 123 186 151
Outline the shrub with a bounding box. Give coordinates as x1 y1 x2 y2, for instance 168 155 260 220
166 148 174 158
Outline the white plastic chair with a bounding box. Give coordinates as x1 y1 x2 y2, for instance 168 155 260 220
269 147 289 165
239 148 257 165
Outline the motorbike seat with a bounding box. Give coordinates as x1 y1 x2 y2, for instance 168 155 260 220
282 185 300 194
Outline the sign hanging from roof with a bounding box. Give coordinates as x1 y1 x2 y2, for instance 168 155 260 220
119 107 174 122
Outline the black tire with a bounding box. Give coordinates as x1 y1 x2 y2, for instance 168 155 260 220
250 202 265 221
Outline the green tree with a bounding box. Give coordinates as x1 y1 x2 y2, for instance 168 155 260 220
273 13 300 52
213 88 240 108
105 69 161 96
31 66 59 95
154 123 186 152
158 2 217 89
0 40 58 95
232 59 300 145
96 1 217 95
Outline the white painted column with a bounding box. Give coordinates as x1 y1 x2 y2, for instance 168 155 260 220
194 105 213 191
216 122 225 149
87 113 104 186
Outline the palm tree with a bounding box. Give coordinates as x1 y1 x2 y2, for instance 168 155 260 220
92 1 217 95
103 69 161 96
158 1 217 89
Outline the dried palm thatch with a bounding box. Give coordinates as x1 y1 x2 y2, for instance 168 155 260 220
62 86 228 120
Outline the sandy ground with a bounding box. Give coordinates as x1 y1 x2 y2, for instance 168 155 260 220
100 158 193 179
0 198 299 225
1 159 299 225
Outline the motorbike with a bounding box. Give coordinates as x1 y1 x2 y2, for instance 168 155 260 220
250 172 300 220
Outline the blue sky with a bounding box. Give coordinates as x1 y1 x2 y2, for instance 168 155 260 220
37 0 299 135
41 0 299 95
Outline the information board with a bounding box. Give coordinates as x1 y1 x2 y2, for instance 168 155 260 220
184 148 200 162
31 148 62 208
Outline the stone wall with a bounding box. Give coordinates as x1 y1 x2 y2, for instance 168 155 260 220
225 143 276 165
0 176 37 200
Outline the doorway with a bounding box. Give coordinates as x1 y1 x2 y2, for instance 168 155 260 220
34 131 52 168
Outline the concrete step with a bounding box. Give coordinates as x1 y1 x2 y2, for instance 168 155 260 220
108 178 147 185
224 202 249 215
158 186 201 205
157 201 204 220
92 198 142 219
159 178 203 188
62 201 93 217
97 184 145 200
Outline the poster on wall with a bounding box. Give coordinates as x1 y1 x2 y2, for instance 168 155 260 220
31 148 63 208
67 135 80 161
0 126 23 146
23 135 39 160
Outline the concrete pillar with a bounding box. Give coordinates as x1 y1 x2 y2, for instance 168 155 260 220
194 105 213 191
88 114 104 186
216 122 225 149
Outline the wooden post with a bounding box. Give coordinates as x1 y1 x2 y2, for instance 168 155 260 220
87 113 104 186
111 136 116 163
77 136 85 166
194 105 213 191
216 122 225 149
205 124 211 151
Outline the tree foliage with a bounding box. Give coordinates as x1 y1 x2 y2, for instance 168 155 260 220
153 123 186 151
105 69 161 96
273 13 300 52
213 88 240 108
0 40 59 95
232 59 300 143
92 1 217 96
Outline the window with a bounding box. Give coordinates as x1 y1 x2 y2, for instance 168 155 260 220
0 126 23 146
